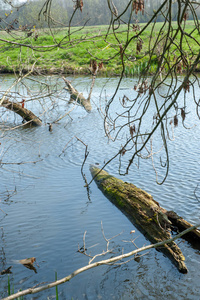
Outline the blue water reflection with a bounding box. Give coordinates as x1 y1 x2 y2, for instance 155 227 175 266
0 75 199 299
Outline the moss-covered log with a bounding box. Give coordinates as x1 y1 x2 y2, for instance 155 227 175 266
166 211 200 240
90 166 200 273
1 99 42 126
62 77 92 112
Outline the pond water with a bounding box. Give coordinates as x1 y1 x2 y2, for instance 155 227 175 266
0 75 200 299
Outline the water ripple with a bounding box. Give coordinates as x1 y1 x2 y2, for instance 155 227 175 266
1 76 200 300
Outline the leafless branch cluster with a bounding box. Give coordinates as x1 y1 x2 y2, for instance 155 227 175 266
93 0 200 184
0 1 200 185
78 221 124 264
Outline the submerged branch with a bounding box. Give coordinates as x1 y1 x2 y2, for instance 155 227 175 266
62 77 92 112
90 166 200 273
2 224 199 300
1 99 42 126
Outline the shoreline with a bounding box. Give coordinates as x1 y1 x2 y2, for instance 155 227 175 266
0 64 199 77
0 65 120 77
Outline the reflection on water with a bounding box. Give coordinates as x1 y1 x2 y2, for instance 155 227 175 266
0 75 200 299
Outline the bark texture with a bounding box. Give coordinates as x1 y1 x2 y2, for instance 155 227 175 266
62 77 92 112
1 99 42 126
90 166 200 273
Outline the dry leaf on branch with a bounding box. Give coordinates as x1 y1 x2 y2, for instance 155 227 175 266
90 59 98 75
181 108 186 121
136 39 143 53
174 115 178 127
183 11 189 21
183 80 190 92
73 0 83 12
132 0 145 15
130 124 136 137
119 44 123 59
176 62 182 74
98 62 103 70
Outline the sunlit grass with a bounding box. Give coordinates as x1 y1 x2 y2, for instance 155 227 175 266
0 21 199 75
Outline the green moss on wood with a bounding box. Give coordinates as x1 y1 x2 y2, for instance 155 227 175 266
90 165 188 273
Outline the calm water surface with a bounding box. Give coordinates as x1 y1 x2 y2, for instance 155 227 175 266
0 75 200 299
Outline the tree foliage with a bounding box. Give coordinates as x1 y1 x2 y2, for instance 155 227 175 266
1 0 200 28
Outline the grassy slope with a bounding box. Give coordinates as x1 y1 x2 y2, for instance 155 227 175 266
0 21 199 75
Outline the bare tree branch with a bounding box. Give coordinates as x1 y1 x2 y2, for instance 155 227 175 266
2 224 200 300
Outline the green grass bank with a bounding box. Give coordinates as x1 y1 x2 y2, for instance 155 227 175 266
0 21 199 76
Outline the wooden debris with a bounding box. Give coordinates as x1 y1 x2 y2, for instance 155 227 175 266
62 77 92 112
0 266 12 275
166 211 200 240
90 166 200 273
19 257 36 265
19 257 37 273
1 99 42 126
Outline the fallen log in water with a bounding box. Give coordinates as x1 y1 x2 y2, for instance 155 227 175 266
90 166 200 273
166 211 200 241
1 99 42 126
62 77 92 112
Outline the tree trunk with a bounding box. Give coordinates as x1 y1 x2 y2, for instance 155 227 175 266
62 77 92 112
166 211 200 240
90 166 200 273
1 99 42 126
